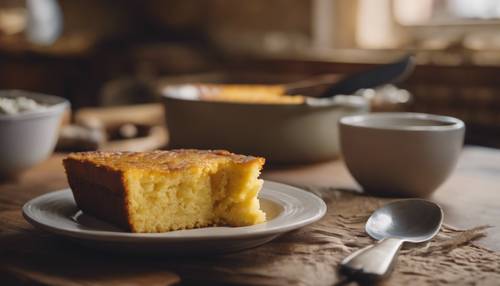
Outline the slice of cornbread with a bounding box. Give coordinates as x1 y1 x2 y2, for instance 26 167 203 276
63 150 266 233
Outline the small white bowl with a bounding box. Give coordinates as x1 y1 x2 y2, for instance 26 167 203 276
339 112 465 197
0 90 69 178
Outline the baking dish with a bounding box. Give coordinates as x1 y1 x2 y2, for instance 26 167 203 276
161 84 368 164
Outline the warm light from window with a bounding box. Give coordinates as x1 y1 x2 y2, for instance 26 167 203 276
448 0 500 20
394 0 434 25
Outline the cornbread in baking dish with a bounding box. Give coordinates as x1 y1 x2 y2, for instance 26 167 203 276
197 84 305 104
63 150 266 233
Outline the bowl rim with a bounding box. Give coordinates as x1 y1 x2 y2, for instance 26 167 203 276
0 90 69 121
339 112 465 131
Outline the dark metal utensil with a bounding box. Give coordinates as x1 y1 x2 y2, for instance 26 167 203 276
339 199 443 281
285 55 415 98
320 55 415 98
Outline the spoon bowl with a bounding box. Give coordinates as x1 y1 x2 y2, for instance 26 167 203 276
366 199 443 243
340 199 443 280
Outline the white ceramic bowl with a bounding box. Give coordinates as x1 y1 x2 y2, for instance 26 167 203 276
339 112 465 197
0 90 69 178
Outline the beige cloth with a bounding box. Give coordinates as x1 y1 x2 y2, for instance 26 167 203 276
178 187 500 285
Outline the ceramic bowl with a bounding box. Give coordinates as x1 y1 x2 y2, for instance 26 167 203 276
339 112 465 197
0 90 69 178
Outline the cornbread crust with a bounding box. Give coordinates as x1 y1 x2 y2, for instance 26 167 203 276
63 157 132 230
63 150 265 232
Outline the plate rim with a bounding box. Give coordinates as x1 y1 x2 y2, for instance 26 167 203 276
22 180 327 242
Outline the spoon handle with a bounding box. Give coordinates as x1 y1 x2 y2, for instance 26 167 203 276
340 238 403 280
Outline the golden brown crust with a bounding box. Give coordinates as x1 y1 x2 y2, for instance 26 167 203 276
66 149 265 173
63 158 133 231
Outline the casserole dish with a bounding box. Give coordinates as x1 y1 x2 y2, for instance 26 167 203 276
161 84 368 164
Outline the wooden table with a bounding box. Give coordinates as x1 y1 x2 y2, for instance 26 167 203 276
0 146 499 285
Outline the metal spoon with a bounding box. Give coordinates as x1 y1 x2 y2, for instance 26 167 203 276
339 199 443 281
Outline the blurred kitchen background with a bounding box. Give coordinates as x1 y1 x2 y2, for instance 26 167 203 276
1 0 500 149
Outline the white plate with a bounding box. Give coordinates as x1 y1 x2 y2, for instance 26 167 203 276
23 181 327 254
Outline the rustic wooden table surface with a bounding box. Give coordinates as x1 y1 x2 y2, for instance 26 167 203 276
0 146 499 285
